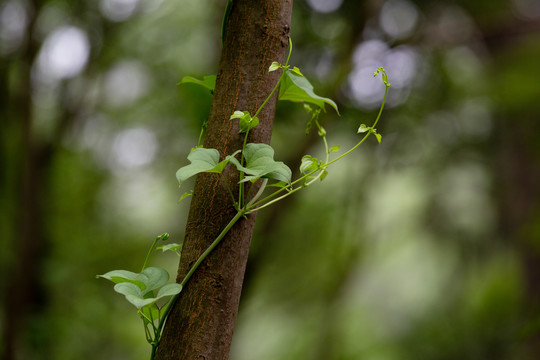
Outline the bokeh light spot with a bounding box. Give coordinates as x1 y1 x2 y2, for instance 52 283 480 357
37 26 90 80
110 127 158 170
306 0 343 14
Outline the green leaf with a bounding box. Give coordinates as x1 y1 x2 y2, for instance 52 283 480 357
178 190 193 202
156 283 182 298
320 170 328 181
267 181 289 189
279 70 339 115
291 66 304 76
375 133 382 143
231 111 259 133
268 61 281 72
113 278 182 309
178 75 216 94
176 148 234 184
227 143 292 184
329 146 340 153
230 110 246 119
300 155 319 175
157 243 183 253
357 124 369 133
139 267 169 293
113 283 158 309
97 270 146 290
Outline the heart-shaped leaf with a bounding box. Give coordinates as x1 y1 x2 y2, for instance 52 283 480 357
176 148 238 185
357 124 369 133
268 61 281 72
279 70 339 115
97 270 147 290
139 267 169 294
228 143 291 184
113 281 182 309
156 283 183 298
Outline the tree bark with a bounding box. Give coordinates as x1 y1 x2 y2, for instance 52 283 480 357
155 1 293 359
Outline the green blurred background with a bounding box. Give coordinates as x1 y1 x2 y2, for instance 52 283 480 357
2 0 540 359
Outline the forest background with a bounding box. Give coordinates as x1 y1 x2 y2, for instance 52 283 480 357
1 0 540 359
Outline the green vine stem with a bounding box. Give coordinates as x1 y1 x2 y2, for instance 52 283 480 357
141 233 169 272
238 38 292 207
152 180 268 358
247 74 390 213
102 35 390 360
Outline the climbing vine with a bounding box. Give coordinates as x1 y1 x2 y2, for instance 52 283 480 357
98 38 390 359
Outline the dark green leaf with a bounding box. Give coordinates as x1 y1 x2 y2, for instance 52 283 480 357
176 148 237 184
178 75 216 94
279 70 339 115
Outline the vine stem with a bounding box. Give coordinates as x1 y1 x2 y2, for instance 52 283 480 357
142 234 167 272
327 83 389 166
238 38 291 207
248 80 390 212
152 180 267 359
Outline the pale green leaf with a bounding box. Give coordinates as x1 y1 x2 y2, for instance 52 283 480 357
268 61 281 72
176 148 232 184
357 124 369 133
157 243 183 253
113 278 181 309
230 111 246 119
156 283 182 298
97 270 146 290
139 267 169 293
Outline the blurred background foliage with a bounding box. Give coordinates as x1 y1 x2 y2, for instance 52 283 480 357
1 0 540 359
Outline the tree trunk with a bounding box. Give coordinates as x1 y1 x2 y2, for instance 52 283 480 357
155 1 293 359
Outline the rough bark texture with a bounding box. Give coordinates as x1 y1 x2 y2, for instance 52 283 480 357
155 1 293 359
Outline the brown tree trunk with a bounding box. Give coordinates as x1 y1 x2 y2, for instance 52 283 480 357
155 1 293 359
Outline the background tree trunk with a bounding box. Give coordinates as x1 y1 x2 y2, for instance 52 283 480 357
155 1 293 358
